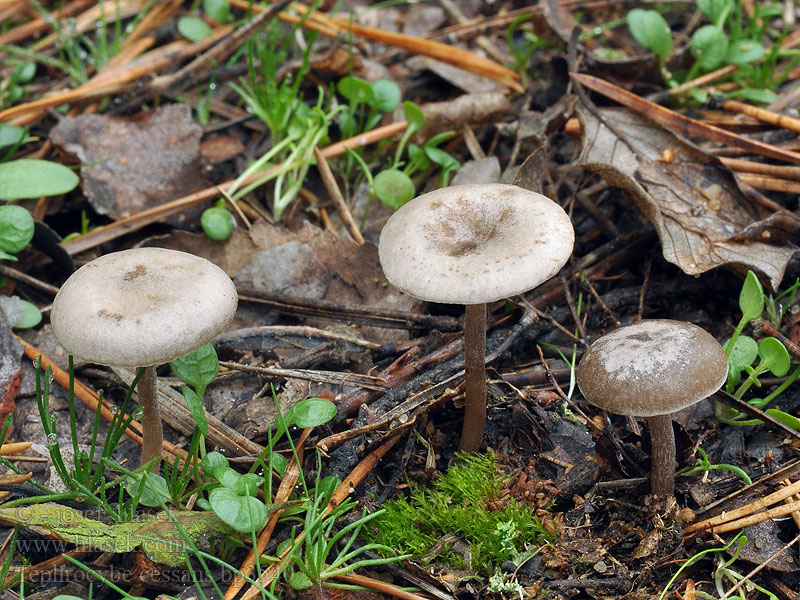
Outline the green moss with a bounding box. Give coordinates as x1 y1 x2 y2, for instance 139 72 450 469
366 452 554 580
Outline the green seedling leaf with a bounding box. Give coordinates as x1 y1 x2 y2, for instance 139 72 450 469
725 335 758 369
697 0 731 24
201 206 234 241
338 76 373 105
203 0 233 22
0 123 26 150
403 101 425 133
0 204 34 255
13 299 41 329
739 270 764 322
235 473 264 496
288 397 337 428
0 159 79 200
729 88 780 104
5 85 22 105
757 337 791 377
11 62 35 84
125 472 170 508
271 452 288 477
626 9 673 63
288 572 313 590
726 39 765 65
202 451 229 478
374 169 415 211
177 15 212 42
170 343 219 398
54 596 89 600
216 467 242 489
209 487 267 532
691 25 729 71
370 79 401 112
765 408 800 431
182 386 208 436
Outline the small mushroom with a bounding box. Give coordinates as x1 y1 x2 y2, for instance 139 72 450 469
51 248 237 469
576 319 728 496
379 183 574 452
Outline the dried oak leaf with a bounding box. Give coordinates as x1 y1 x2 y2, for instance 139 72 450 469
50 104 208 221
578 106 794 289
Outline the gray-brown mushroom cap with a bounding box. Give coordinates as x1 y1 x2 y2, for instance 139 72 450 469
51 248 238 367
576 319 728 417
378 184 575 305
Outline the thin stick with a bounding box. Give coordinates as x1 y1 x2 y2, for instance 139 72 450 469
571 72 800 166
684 478 800 533
313 146 364 245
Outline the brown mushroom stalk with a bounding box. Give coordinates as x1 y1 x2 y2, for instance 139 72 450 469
137 365 162 468
379 184 574 453
460 303 487 452
647 414 676 496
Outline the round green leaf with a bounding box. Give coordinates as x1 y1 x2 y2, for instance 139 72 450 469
726 39 765 65
691 25 729 71
13 299 41 329
202 451 229 478
403 101 425 133
626 9 673 63
697 0 731 22
757 337 791 377
235 473 264 496
270 452 287 477
739 270 764 322
0 123 27 150
171 344 219 395
203 0 233 22
126 472 169 507
201 206 234 241
288 572 313 590
0 159 79 200
338 76 373 105
370 79 401 112
209 487 267 532
11 62 35 84
374 169 415 211
177 15 212 42
0 205 34 255
216 467 241 489
724 335 758 369
288 397 337 428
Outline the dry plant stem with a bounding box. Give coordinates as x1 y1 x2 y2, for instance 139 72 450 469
647 414 675 496
459 303 487 452
313 146 364 245
138 365 163 470
571 72 800 166
685 477 800 533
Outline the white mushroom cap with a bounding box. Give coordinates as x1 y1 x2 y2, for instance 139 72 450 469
51 248 238 367
378 184 574 305
576 319 728 417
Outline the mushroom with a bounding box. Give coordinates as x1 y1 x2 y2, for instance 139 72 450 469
51 247 237 469
379 183 574 452
576 319 728 496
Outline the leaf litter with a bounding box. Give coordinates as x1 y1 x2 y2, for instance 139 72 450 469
1 2 800 599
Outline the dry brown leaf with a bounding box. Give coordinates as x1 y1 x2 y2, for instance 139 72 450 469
50 104 208 221
578 106 794 289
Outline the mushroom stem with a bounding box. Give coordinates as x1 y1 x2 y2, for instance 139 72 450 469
646 414 676 496
137 365 163 471
459 303 487 452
